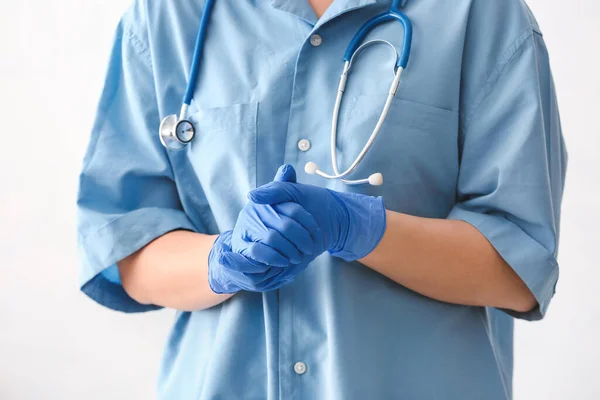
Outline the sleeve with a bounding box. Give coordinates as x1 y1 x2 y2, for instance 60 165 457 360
76 14 198 313
449 25 568 320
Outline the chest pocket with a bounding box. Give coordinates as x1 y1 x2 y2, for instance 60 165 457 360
339 96 459 187
335 96 459 216
170 102 258 230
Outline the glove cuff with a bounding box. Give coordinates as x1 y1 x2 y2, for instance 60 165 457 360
328 192 387 262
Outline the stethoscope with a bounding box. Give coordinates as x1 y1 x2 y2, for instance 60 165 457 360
159 0 413 186
159 0 217 151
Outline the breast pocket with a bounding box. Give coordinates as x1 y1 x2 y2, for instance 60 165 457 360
338 96 459 217
169 102 258 230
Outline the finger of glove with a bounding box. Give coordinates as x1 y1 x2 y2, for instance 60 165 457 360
234 239 290 267
260 262 307 292
243 266 285 291
246 264 283 282
211 231 233 253
211 256 257 291
272 202 320 242
249 182 296 205
208 271 241 295
221 268 261 292
219 250 272 273
255 205 315 256
255 268 292 292
220 253 285 291
274 164 297 183
243 227 303 265
208 231 233 271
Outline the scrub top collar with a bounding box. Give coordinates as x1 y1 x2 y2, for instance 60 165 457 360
269 0 409 27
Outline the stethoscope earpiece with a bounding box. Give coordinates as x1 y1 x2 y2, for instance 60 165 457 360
304 162 319 175
368 173 383 186
305 162 383 186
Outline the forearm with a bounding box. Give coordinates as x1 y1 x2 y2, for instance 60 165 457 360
117 230 234 311
360 210 537 312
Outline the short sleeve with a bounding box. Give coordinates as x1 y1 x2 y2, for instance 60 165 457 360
449 30 567 321
77 13 197 312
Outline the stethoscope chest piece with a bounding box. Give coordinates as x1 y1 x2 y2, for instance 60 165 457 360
159 114 195 151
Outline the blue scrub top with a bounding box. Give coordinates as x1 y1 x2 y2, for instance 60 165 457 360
77 0 567 398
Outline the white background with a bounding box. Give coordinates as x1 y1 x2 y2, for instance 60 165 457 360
1 1 598 399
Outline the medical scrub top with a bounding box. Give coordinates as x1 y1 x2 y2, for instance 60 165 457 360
77 0 567 399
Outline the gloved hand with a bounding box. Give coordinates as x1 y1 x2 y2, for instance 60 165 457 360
208 166 316 294
231 165 321 266
247 165 387 262
208 230 283 294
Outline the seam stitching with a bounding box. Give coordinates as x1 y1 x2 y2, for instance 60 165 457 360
123 28 153 68
462 28 534 132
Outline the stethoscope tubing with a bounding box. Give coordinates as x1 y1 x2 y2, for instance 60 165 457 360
183 0 217 108
161 0 414 187
305 4 413 186
329 48 403 182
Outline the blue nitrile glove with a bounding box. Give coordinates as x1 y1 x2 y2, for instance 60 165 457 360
208 230 297 294
248 165 387 262
231 165 321 266
209 166 316 294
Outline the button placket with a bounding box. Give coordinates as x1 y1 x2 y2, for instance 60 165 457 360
298 139 311 151
294 361 307 375
310 34 323 47
279 26 326 398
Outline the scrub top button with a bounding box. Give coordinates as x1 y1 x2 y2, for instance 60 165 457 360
298 139 311 152
310 34 323 47
294 362 307 375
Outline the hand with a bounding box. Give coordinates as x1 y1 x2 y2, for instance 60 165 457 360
208 231 302 294
248 165 387 262
232 165 321 266
209 166 318 294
